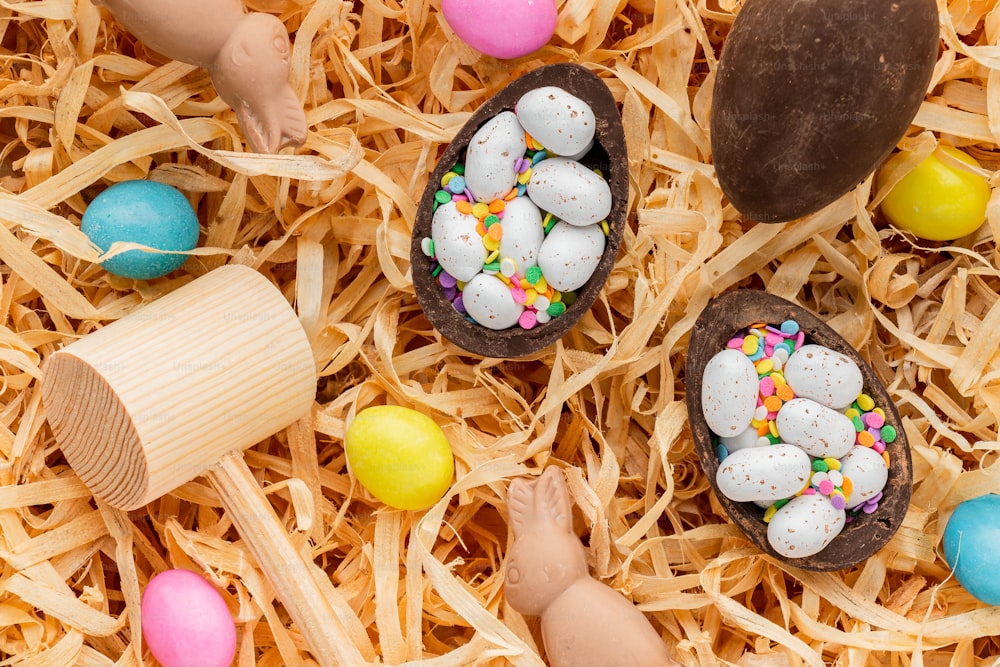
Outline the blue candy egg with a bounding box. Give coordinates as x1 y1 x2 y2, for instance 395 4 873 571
81 180 200 280
943 494 1000 605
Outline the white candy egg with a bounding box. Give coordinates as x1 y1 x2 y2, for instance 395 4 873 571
838 446 889 509
783 344 864 410
775 398 856 459
515 86 596 157
767 493 846 558
526 158 612 226
701 349 758 437
565 138 595 162
462 273 523 330
431 202 486 282
715 444 811 503
498 196 544 275
536 221 605 291
465 111 527 202
720 425 765 453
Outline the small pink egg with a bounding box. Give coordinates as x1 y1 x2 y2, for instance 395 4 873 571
141 569 237 667
441 0 557 60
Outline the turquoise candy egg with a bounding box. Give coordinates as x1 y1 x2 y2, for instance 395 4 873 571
943 494 1000 605
81 180 200 279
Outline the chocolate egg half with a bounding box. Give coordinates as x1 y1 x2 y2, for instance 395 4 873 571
411 64 628 357
711 0 939 223
685 290 912 571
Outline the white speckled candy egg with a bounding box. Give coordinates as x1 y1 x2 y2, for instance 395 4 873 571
536 221 605 291
767 493 846 558
775 398 855 459
526 158 612 226
463 273 524 330
498 196 544 274
839 446 889 509
565 139 594 162
515 86 596 157
720 425 766 453
716 444 812 503
701 349 758 437
431 202 487 282
783 344 864 410
465 111 527 202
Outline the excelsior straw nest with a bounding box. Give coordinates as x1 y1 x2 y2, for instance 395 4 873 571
2 0 1000 665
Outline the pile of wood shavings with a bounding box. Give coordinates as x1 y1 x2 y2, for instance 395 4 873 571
1 0 1000 664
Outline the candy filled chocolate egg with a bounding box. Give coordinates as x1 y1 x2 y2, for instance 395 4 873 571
711 0 939 222
686 290 911 570
411 64 628 357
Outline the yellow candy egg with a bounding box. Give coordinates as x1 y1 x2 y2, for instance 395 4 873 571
345 406 455 511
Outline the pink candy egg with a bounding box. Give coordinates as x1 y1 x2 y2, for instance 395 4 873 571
141 569 237 667
441 0 557 59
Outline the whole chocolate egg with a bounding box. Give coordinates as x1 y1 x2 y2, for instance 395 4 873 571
711 0 939 223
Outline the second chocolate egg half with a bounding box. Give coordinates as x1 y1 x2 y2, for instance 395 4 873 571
411 64 628 358
711 0 939 223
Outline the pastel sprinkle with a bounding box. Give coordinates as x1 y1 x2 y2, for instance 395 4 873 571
727 337 744 349
547 302 566 317
759 376 776 397
500 257 517 277
421 237 435 257
742 336 759 355
525 266 543 284
755 359 774 375
881 425 897 443
780 320 800 335
518 310 537 329
775 384 795 402
438 271 457 289
857 394 875 411
864 412 885 429
857 431 875 447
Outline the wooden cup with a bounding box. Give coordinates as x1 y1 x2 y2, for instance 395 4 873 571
42 264 364 666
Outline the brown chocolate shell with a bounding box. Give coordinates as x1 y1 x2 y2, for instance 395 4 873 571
410 63 628 358
685 290 912 571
